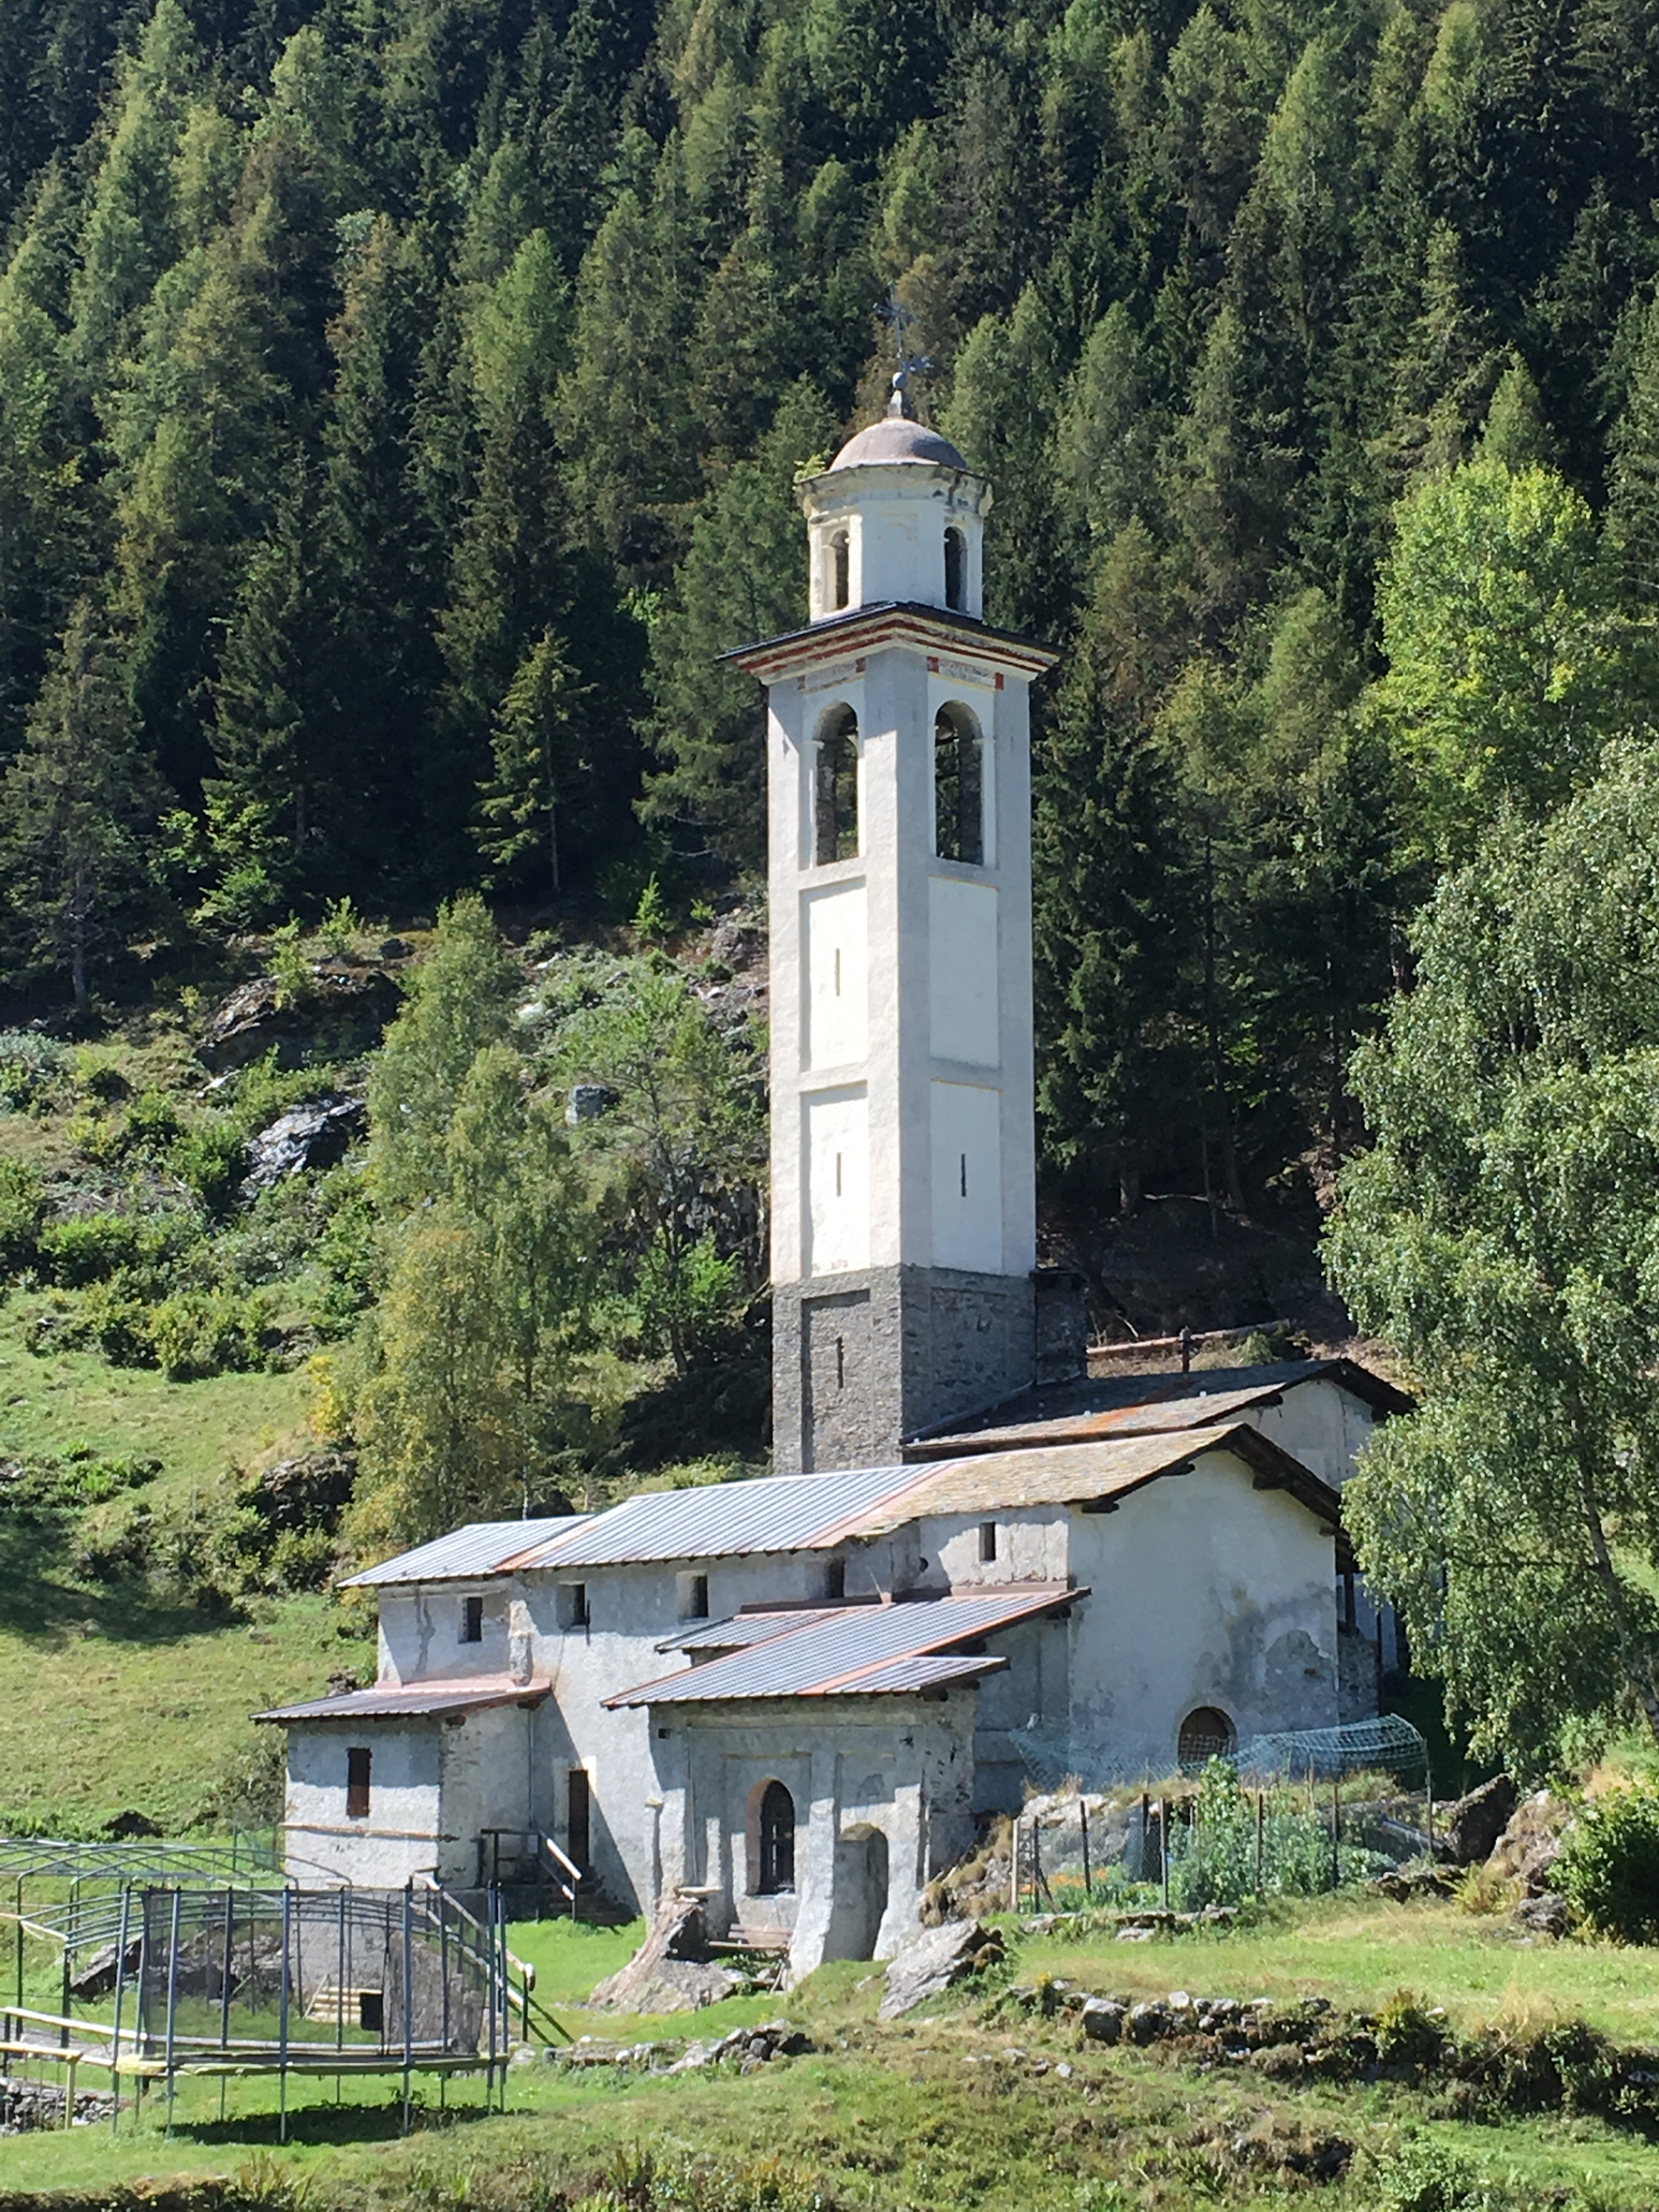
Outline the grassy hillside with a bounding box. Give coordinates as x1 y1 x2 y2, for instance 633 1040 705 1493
3 1898 1659 2207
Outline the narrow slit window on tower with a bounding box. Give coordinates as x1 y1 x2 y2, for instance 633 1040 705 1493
815 709 859 864
830 528 850 611
835 1335 845 1389
461 1594 483 1644
933 706 984 864
944 525 966 611
835 1151 843 1196
960 1152 968 1198
978 1521 998 1564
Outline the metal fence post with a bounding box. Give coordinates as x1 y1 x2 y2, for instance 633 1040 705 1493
278 1887 292 2146
163 1889 182 2136
110 1886 131 2137
1159 1798 1170 1913
402 1881 414 2137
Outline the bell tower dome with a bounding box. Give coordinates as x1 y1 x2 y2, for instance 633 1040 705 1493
729 382 1059 1473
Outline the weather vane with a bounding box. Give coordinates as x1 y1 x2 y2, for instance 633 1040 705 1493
877 288 931 418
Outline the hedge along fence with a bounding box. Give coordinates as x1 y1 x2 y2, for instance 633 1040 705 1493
1013 1761 1416 1915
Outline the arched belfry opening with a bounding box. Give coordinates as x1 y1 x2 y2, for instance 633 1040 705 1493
830 528 850 611
934 704 984 865
815 707 859 864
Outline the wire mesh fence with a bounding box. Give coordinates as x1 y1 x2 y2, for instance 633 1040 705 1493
131 1885 504 2065
1006 1719 1441 1918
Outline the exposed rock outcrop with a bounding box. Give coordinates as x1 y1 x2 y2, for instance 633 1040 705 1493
1442 1774 1518 1865
878 1916 1003 2020
587 1895 743 2014
242 1098 366 1190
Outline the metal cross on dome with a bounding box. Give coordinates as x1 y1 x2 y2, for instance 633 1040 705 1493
878 288 932 416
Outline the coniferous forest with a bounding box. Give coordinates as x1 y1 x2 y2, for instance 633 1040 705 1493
8 0 1659 1227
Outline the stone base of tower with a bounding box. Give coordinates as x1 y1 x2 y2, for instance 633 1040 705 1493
771 1266 1036 1474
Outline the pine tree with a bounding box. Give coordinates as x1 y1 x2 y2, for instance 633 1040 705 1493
0 600 166 1007
200 474 313 926
641 376 835 870
476 629 591 896
1033 519 1194 1216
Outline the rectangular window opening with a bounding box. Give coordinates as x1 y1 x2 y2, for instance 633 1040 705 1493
559 1582 589 1630
978 1521 998 1564
835 1150 843 1197
835 1335 845 1389
678 1571 710 1621
346 1746 372 1821
461 1594 483 1644
960 1152 968 1198
567 1768 591 1869
824 1556 847 1601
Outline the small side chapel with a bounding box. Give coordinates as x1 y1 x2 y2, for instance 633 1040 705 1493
257 374 1403 1975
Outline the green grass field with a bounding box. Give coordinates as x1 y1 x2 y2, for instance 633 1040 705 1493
0 1294 312 1482
2 1903 1658 2208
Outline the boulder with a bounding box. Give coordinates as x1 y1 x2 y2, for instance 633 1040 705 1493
253 1449 356 1535
1486 1789 1572 1893
67 1937 141 1999
1079 1997 1125 2044
588 1894 743 2014
878 1917 1004 2020
242 1098 366 1191
199 969 399 1073
1512 1892 1571 1939
565 1084 620 1126
1441 1774 1518 1865
710 922 763 972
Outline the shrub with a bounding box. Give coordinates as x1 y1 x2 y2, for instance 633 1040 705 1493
0 1158 43 1273
39 1212 158 1285
0 1029 66 1109
146 1285 275 1379
1371 2136 1498 2212
169 1120 247 1211
1555 1783 1659 1942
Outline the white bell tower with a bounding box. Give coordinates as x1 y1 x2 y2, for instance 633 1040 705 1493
730 379 1060 1473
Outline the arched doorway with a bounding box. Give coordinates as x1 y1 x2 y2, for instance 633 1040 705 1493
826 1823 889 1960
1177 1705 1237 1770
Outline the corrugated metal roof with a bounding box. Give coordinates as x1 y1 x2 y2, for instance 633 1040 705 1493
906 1357 1412 1459
505 1465 918 1570
339 1517 589 1587
659 1606 859 1655
254 1675 551 1723
836 1654 1001 1694
833 1424 1341 1537
606 1585 1079 1706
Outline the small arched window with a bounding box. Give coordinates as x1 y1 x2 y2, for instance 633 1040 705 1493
1177 1705 1236 1770
830 528 850 611
757 1780 796 1893
934 705 984 865
944 525 965 611
815 708 859 864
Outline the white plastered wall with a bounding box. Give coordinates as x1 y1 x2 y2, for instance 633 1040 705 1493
766 641 1036 1285
1064 1448 1341 1777
650 1692 977 1976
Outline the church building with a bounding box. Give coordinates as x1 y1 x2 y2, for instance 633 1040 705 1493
257 374 1402 1975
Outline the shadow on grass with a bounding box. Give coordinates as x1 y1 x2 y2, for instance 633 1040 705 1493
169 2089 505 2147
0 1516 239 1646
